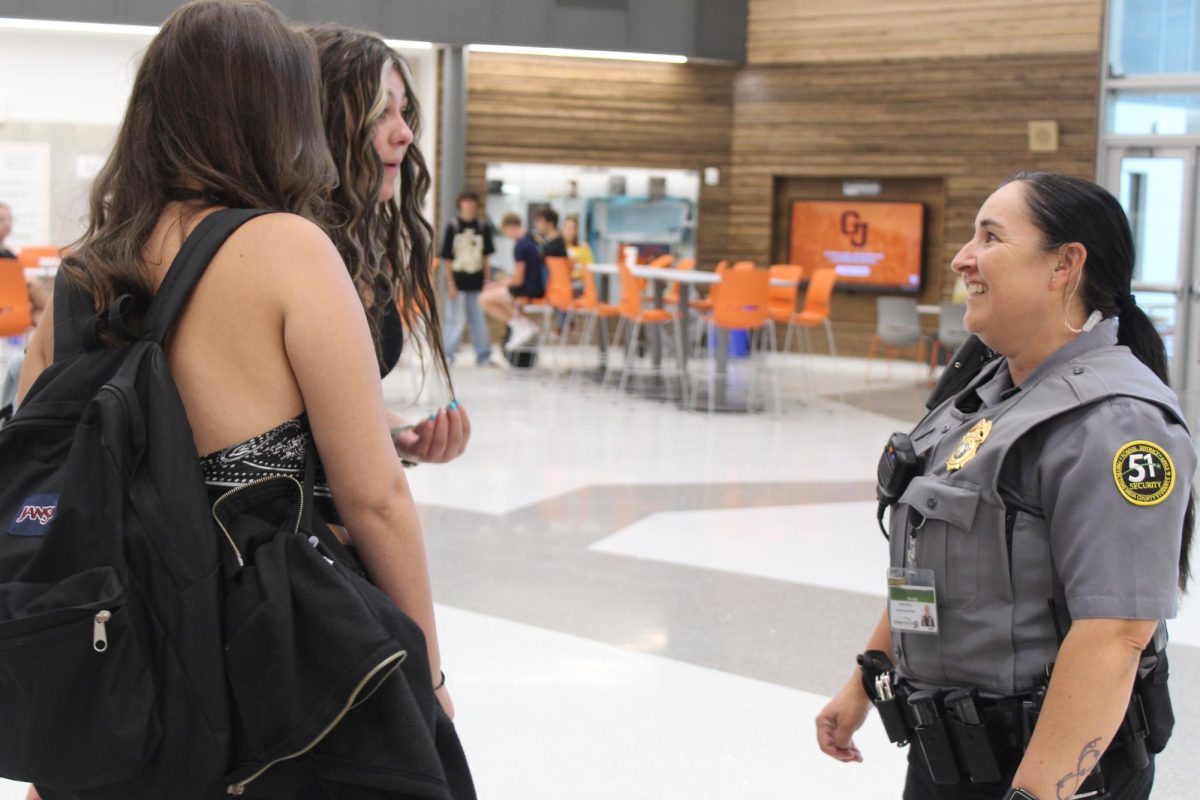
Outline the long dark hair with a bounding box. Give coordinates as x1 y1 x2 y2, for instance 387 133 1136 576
63 0 334 315
1009 171 1194 591
305 25 450 389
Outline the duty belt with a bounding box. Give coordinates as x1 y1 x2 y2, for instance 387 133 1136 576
858 650 1150 790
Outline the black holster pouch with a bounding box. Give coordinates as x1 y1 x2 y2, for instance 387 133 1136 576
943 689 1001 784
859 650 910 746
907 690 961 784
1137 649 1173 754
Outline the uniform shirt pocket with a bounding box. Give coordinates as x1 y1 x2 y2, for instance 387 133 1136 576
899 475 982 609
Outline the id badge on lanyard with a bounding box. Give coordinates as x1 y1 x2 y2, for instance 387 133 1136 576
888 567 939 635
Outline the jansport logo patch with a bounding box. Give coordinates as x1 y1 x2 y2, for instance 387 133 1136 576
6 494 59 536
1113 441 1175 507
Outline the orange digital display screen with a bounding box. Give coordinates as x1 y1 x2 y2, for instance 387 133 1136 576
789 200 924 293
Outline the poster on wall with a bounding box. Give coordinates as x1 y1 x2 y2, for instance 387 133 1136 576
789 199 924 293
0 142 52 250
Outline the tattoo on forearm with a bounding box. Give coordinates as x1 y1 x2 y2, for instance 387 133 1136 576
1055 737 1103 800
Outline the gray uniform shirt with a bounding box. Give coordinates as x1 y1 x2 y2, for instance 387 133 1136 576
891 320 1195 694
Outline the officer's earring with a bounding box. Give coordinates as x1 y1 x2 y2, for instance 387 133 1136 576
1062 268 1101 333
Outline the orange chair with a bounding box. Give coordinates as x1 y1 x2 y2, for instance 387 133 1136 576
509 257 574 368
647 254 675 269
697 268 780 414
733 260 756 272
542 256 580 366
16 247 62 269
765 264 804 326
0 259 33 338
0 259 34 385
570 264 622 382
690 260 729 313
607 261 686 400
780 267 837 357
663 258 696 307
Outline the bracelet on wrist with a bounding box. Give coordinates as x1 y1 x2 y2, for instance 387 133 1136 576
433 670 446 691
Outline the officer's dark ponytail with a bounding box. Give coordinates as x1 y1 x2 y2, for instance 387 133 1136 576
1007 171 1194 591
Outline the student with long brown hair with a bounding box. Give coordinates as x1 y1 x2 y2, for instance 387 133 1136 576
17 1 467 796
307 24 469 464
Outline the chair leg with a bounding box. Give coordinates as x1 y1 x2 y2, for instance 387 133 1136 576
700 326 710 417
619 320 642 393
672 316 689 407
927 340 941 387
866 336 880 382
603 318 626 387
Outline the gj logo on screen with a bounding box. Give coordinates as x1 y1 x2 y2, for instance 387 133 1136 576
6 494 59 536
840 211 869 247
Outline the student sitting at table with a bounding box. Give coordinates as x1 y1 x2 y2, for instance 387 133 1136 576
480 213 545 353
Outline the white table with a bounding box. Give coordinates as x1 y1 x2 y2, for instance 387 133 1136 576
23 266 57 281
588 264 801 410
916 304 942 316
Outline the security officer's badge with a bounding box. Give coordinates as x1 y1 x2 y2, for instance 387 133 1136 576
946 419 993 472
1113 440 1176 506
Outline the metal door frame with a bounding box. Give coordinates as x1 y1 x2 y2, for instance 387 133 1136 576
1100 142 1200 412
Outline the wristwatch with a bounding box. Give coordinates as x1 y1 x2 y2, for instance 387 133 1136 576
1002 789 1038 800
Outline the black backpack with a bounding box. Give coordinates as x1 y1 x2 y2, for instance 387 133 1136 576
0 209 268 798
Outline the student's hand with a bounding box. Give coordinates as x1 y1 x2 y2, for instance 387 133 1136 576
392 404 470 464
815 680 870 763
447 284 459 299
25 786 41 800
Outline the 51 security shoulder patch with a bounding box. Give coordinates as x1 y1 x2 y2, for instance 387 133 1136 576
1113 441 1176 507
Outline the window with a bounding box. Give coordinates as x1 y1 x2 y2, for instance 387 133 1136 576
1107 91 1200 134
1109 0 1200 77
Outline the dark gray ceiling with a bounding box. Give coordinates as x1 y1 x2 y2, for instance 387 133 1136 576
0 0 747 61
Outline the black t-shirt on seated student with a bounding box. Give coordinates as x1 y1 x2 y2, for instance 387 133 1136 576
541 235 567 258
440 218 494 292
510 234 545 298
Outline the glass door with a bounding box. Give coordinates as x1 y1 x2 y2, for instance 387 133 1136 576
1102 145 1200 420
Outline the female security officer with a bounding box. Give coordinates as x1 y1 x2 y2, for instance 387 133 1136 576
815 172 1195 800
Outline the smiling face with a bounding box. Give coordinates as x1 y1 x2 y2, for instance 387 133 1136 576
370 66 414 204
951 181 1072 356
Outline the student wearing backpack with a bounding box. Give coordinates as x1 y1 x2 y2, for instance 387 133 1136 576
438 192 495 367
13 1 468 797
306 24 471 464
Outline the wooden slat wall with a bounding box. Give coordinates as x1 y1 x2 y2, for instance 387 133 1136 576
728 51 1101 354
465 53 737 263
749 0 1103 64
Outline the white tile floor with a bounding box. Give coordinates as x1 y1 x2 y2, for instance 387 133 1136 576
6 352 1196 798
398 351 1200 799
439 604 909 800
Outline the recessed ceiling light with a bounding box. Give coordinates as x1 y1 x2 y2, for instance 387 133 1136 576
469 43 686 64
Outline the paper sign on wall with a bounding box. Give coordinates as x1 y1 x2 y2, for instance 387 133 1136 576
0 142 52 249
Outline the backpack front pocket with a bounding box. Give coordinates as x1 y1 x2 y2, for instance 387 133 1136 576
0 567 160 788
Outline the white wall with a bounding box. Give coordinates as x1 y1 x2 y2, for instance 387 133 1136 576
0 29 148 125
0 26 438 246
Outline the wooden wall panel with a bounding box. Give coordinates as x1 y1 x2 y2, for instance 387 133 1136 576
727 51 1101 354
465 53 737 264
749 0 1103 65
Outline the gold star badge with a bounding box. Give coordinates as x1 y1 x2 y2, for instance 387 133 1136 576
946 419 993 472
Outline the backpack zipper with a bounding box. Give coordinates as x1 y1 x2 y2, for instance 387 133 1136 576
210 475 306 568
225 649 408 795
93 610 112 652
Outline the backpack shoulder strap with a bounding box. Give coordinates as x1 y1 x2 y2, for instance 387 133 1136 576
141 208 271 344
53 267 101 362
